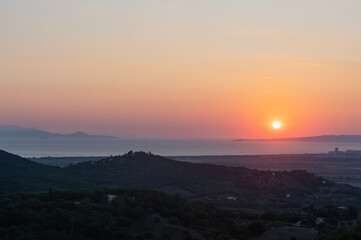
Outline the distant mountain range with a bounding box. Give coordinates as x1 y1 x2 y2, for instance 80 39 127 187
0 125 117 139
235 135 361 143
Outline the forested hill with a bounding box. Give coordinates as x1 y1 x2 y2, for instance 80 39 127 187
68 151 330 191
67 151 361 209
0 150 91 194
1 150 361 209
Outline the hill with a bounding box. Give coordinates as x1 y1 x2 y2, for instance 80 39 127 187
67 151 361 209
235 135 361 143
0 150 90 194
1 150 361 209
0 125 117 139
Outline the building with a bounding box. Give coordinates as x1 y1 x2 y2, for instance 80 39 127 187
227 196 237 201
107 194 118 202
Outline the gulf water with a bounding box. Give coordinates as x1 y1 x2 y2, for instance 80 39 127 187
1 138 360 157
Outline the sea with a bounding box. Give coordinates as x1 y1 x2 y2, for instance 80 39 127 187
0 138 361 157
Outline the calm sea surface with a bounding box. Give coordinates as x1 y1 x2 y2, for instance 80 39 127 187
0 138 361 157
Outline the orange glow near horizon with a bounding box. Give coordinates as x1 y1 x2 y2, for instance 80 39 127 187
1 58 360 139
1 1 361 139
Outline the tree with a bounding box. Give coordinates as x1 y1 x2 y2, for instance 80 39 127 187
248 221 266 236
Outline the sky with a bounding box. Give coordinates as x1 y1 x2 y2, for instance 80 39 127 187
1 0 361 139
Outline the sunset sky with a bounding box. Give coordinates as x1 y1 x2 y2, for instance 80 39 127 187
1 0 361 139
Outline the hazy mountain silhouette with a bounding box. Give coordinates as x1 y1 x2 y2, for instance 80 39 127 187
235 135 361 143
0 125 117 139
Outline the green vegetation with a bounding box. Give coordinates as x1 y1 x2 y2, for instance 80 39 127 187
0 188 266 240
2 188 357 239
1 150 361 239
1 149 361 210
0 150 91 194
317 225 361 240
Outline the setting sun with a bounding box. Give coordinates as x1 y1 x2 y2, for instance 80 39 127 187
273 121 281 129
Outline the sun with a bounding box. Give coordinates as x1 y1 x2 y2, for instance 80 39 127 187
273 121 281 129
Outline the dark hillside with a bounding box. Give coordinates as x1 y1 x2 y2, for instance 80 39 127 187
0 150 90 194
1 149 360 209
68 152 361 209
